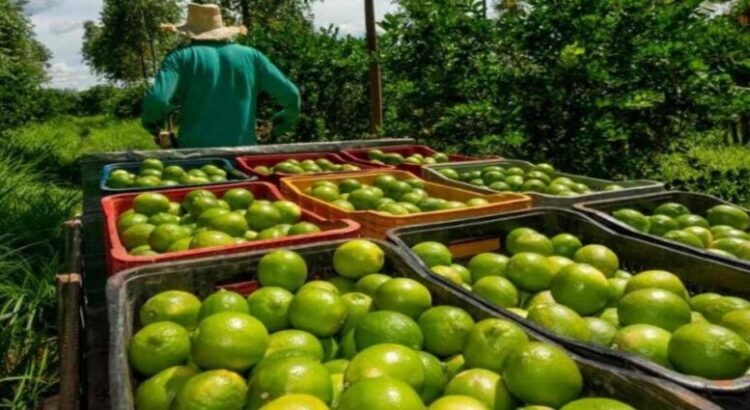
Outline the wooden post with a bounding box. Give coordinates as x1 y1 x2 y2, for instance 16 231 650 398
364 0 383 134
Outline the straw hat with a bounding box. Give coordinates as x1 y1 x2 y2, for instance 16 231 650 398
161 3 247 41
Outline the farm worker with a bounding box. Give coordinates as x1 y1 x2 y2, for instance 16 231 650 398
141 3 301 148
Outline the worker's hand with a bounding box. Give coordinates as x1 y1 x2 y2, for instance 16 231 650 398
256 120 273 142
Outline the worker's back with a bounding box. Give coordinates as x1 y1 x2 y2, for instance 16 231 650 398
142 41 300 148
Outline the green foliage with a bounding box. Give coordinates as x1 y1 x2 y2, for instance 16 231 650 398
0 0 50 129
239 23 370 142
76 84 119 116
82 0 181 82
655 144 750 206
109 83 150 119
2 115 156 184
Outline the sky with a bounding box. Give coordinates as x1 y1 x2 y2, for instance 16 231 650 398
25 0 399 89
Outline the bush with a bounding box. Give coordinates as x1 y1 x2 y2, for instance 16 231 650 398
76 84 119 116
654 144 750 206
110 82 149 119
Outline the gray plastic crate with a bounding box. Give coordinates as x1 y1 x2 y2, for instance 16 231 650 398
576 191 750 271
106 240 716 410
387 208 750 408
423 159 664 207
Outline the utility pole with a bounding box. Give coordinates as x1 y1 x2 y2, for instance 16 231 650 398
364 0 383 134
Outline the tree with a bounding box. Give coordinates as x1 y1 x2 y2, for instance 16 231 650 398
0 0 50 128
82 0 181 83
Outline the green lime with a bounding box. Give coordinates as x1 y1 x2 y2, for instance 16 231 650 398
523 290 556 309
427 396 487 410
298 280 340 294
503 342 583 408
325 359 350 374
599 307 619 327
607 277 629 307
649 215 679 236
551 263 611 315
139 290 201 328
336 376 424 410
561 398 635 410
624 270 688 300
354 311 424 351
188 230 235 249
246 287 293 332
445 368 517 410
198 289 249 320
411 241 453 268
669 322 750 379
467 253 508 282
355 273 392 296
172 370 247 410
707 205 750 231
191 312 269 372
720 309 750 342
547 256 575 275
134 192 171 216
205 212 248 237
221 188 253 210
246 355 332 409
345 343 425 391
551 233 583 258
259 394 329 410
122 223 156 250
618 289 691 331
574 245 619 277
129 322 191 376
506 252 556 292
431 265 463 285
118 212 149 234
374 278 433 319
288 289 348 337
527 303 591 342
612 324 672 368
663 230 704 248
289 222 321 236
265 329 324 360
258 250 308 292
654 202 690 219
334 240 386 279
508 232 554 256
676 214 710 229
418 306 475 357
585 317 617 346
472 276 519 308
341 292 374 332
135 366 197 410
418 351 444 404
699 296 750 324
613 209 651 233
245 201 282 231
463 318 529 373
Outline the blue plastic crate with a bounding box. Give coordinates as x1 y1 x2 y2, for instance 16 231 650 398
100 157 252 194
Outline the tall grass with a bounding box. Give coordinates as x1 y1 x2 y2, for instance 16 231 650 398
3 115 156 185
0 114 155 408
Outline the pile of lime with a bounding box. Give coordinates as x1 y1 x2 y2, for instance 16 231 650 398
304 174 490 216
437 162 624 196
117 188 321 256
613 202 750 260
128 239 635 410
366 149 450 166
253 157 362 176
106 159 229 189
411 230 750 380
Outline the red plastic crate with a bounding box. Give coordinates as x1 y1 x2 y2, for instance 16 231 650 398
340 144 498 177
235 152 389 185
102 181 360 275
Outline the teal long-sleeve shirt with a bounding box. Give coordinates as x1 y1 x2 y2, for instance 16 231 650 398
141 41 301 148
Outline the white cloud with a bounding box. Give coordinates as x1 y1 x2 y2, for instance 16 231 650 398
311 0 398 36
24 0 63 16
49 19 82 35
46 61 99 89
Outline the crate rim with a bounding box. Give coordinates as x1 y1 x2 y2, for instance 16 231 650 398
100 157 251 194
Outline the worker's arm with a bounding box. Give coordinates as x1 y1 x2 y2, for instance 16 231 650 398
255 51 301 136
141 51 181 135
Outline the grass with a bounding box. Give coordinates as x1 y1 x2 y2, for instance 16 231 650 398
0 115 156 409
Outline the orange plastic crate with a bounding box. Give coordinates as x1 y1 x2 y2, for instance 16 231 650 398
280 170 531 239
102 181 360 275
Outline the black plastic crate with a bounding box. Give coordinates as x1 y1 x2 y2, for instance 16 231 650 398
577 191 750 270
106 239 715 410
422 159 664 207
387 208 750 408
100 157 251 195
